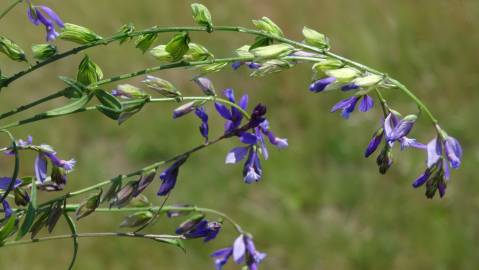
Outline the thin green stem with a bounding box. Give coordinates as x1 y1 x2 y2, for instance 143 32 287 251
0 0 23 21
2 232 184 248
38 133 228 208
0 56 252 122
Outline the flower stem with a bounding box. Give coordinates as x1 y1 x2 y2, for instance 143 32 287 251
0 0 23 21
1 232 184 248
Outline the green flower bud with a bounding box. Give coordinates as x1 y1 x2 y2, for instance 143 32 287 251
196 62 227 74
114 84 147 98
325 67 361 82
119 211 154 228
252 17 284 37
135 31 158 53
302 26 330 49
31 44 57 61
184 43 213 61
312 59 344 73
235 45 254 58
0 36 26 62
150 45 173 61
250 59 293 77
191 3 213 31
250 43 294 60
77 55 103 85
165 32 190 62
117 23 135 44
142 76 181 98
59 23 103 44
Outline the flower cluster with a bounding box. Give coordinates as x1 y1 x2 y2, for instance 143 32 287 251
3 136 76 191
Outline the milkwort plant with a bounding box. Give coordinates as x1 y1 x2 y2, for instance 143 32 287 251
0 1 463 269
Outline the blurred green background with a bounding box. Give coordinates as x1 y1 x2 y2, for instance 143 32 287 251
0 0 478 269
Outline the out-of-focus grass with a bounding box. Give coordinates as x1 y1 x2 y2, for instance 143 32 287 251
0 0 478 269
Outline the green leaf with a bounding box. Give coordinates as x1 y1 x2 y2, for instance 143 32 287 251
249 36 272 51
165 32 190 62
0 216 16 244
63 213 79 270
94 90 122 111
96 105 121 120
45 94 92 116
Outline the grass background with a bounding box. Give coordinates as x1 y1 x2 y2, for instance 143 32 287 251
0 0 478 269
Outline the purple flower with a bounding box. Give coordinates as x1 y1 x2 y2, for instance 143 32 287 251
214 89 249 134
231 61 261 70
157 156 188 196
211 247 233 270
341 83 360 91
195 106 209 141
309 77 336 93
243 148 262 184
2 200 12 219
233 235 267 269
383 113 424 150
27 3 64 41
331 95 374 118
182 220 222 242
412 134 462 198
34 154 48 183
0 177 22 190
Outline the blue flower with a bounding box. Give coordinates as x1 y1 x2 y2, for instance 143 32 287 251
27 2 64 41
214 88 248 134
182 219 222 242
211 247 233 270
195 106 209 141
211 234 266 270
157 156 188 196
2 200 12 219
0 177 22 190
231 61 261 70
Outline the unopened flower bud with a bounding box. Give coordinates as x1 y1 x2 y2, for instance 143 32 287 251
193 77 216 96
175 213 205 235
75 191 102 220
119 211 154 228
142 76 181 98
59 23 103 44
191 3 213 31
110 181 137 208
165 32 190 61
117 23 135 44
184 43 213 61
250 44 294 60
173 101 197 118
0 36 26 62
252 17 284 37
302 26 330 49
112 84 146 99
77 55 103 85
14 188 30 206
31 44 57 61
150 45 173 61
325 67 361 82
135 31 158 53
376 146 393 174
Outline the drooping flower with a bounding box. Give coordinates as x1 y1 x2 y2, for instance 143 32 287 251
195 106 209 141
211 234 266 270
331 95 374 118
242 147 262 184
27 2 64 41
157 156 188 196
411 134 462 198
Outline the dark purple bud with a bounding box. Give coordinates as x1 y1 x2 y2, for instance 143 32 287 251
309 77 336 93
247 62 262 69
376 146 393 174
438 181 447 198
157 155 188 196
14 188 30 206
133 169 157 197
364 128 384 158
2 200 12 219
195 106 209 141
231 61 242 70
